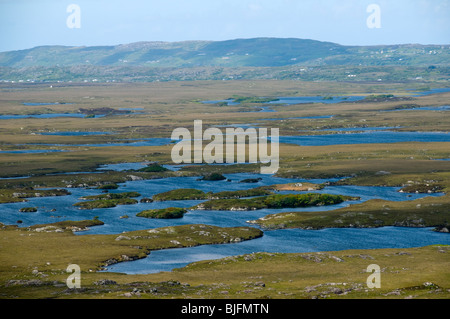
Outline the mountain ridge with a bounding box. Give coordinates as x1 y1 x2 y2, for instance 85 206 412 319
2 37 448 69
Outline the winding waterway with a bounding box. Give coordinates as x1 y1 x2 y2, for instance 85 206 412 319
1 170 448 274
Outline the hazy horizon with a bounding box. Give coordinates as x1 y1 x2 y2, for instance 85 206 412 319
1 0 449 53
2 36 450 54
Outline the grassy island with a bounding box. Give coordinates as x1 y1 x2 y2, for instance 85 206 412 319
194 193 354 211
137 207 188 219
74 192 140 209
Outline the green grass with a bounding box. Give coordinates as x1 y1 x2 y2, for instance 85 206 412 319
152 186 274 201
153 189 208 201
136 163 169 172
0 188 71 204
137 207 187 219
194 193 353 211
250 195 450 230
74 198 138 210
199 173 227 181
80 192 140 201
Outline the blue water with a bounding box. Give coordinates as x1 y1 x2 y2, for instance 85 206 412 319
202 99 240 106
383 105 450 112
0 149 68 154
0 173 439 231
203 96 365 106
105 227 450 274
265 96 365 105
0 113 87 120
22 102 73 106
23 138 173 148
279 131 450 146
0 170 447 274
411 88 450 96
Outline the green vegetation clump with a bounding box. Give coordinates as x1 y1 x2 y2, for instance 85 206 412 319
211 187 273 199
0 188 70 204
153 189 208 201
19 207 37 213
74 192 140 209
231 96 279 104
264 193 346 208
195 193 350 211
400 183 444 193
250 196 450 230
27 219 104 231
137 207 187 219
97 184 119 190
152 187 274 202
81 192 140 201
74 198 138 210
137 163 169 173
199 173 226 181
239 178 262 183
363 94 395 101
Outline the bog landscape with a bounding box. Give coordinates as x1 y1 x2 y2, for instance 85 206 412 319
0 38 449 299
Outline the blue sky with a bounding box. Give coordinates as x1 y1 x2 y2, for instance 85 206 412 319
1 0 449 52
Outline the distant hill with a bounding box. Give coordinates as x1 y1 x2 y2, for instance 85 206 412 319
0 38 448 82
1 38 448 68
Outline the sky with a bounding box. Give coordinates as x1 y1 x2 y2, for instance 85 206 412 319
0 0 449 52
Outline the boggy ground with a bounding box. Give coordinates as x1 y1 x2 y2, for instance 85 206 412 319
0 80 449 299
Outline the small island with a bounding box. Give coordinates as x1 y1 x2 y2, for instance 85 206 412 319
19 207 38 213
152 186 274 202
137 207 188 219
74 192 140 210
198 173 227 181
194 193 354 211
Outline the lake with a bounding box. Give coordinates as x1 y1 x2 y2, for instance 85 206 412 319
0 170 447 275
0 113 87 120
279 131 450 146
105 226 450 274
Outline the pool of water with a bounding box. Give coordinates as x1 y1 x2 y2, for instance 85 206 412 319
0 113 88 120
0 149 69 154
0 170 446 274
410 88 450 96
383 105 450 112
266 96 365 105
22 102 74 106
105 226 450 274
23 138 173 148
203 96 365 106
279 131 450 146
0 173 439 231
